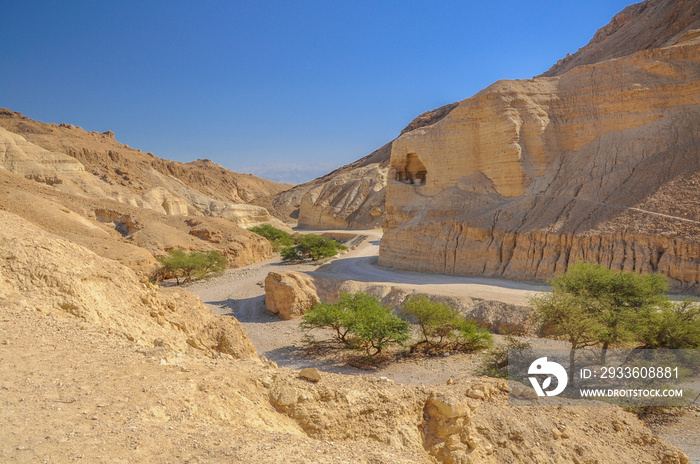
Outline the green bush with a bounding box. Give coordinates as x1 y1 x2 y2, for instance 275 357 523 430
350 299 410 356
281 234 347 262
154 249 226 284
640 299 700 349
402 294 492 353
248 224 294 251
477 336 532 379
301 292 409 356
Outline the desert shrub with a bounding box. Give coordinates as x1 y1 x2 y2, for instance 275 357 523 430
301 292 409 356
248 224 294 251
350 299 410 356
280 246 302 262
403 294 492 353
155 249 226 284
640 299 700 349
281 234 346 262
477 336 532 379
300 299 354 344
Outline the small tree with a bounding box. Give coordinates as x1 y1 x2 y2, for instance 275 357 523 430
640 299 700 349
350 299 410 356
531 262 671 379
300 300 353 344
403 294 492 353
155 249 226 284
551 262 668 361
301 292 410 357
248 224 294 251
281 234 346 262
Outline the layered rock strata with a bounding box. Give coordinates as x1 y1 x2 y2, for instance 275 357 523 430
0 109 290 229
0 210 257 358
380 33 700 291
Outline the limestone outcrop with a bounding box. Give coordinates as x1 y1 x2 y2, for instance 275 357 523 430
264 271 319 319
379 25 700 291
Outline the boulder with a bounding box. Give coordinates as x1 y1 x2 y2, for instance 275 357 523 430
264 271 319 320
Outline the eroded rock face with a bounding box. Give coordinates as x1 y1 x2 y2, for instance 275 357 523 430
380 34 700 291
0 110 289 228
268 103 458 230
264 271 319 319
0 210 258 359
541 0 700 77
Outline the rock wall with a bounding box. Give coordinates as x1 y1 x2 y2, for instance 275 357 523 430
380 34 700 291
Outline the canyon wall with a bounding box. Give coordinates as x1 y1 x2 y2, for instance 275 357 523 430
267 104 458 229
0 109 290 229
380 33 700 291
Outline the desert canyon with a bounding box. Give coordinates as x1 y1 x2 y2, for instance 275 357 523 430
1 0 700 462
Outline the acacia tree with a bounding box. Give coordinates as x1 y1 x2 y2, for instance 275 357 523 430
531 262 670 379
301 292 409 356
402 294 491 353
155 249 226 284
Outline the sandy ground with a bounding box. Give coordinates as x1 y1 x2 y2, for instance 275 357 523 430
187 229 700 462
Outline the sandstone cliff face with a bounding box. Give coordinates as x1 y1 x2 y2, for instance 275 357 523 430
380 34 700 291
0 168 273 274
267 103 458 229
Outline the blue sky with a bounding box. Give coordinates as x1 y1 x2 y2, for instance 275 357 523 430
1 1 635 184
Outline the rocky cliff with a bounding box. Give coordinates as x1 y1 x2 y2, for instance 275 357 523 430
541 0 700 77
266 103 458 229
380 8 700 291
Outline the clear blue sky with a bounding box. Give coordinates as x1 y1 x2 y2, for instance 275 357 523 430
1 1 635 183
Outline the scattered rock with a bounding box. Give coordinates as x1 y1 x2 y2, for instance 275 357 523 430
299 368 321 382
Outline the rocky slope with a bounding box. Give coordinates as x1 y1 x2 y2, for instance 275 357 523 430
0 110 289 272
0 210 257 358
379 1 700 292
265 103 458 229
0 109 291 229
541 0 700 77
